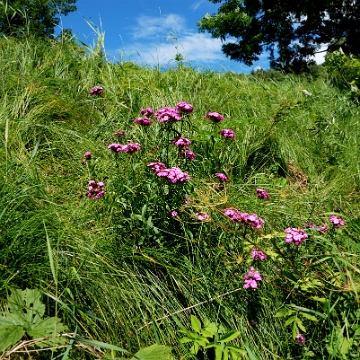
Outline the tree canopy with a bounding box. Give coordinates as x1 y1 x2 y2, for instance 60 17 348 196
0 0 77 38
198 0 360 71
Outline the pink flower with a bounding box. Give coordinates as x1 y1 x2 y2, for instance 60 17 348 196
83 151 91 163
250 248 267 261
122 143 141 153
168 210 178 217
151 164 191 183
329 215 345 228
90 86 104 96
306 222 329 234
179 147 196 160
196 212 210 221
134 117 152 126
140 108 154 117
176 102 194 114
215 172 229 183
245 213 265 229
317 225 329 234
243 267 262 289
87 180 105 199
172 137 191 147
295 333 306 345
148 162 167 173
108 143 124 152
256 188 269 199
165 167 191 183
284 227 308 245
204 111 224 123
156 107 182 123
219 129 235 138
222 208 264 229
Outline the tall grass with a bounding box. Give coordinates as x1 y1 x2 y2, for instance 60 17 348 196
0 35 360 359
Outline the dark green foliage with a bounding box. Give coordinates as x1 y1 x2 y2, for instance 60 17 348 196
198 0 360 71
0 0 77 37
325 49 360 102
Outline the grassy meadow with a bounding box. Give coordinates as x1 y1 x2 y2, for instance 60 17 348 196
1 35 360 359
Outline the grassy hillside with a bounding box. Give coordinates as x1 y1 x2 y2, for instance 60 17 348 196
0 36 360 359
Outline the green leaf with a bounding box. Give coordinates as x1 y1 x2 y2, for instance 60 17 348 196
292 321 299 339
310 296 327 303
229 349 244 360
179 337 194 344
218 330 240 342
201 329 215 337
212 344 223 360
202 320 217 336
72 337 129 353
7 288 45 327
226 345 247 354
0 313 25 328
244 344 259 360
301 313 318 322
178 330 207 341
223 347 229 360
190 342 199 355
284 316 296 327
131 344 174 360
274 307 294 318
289 304 327 320
0 326 25 352
191 315 202 333
28 316 66 339
295 317 306 333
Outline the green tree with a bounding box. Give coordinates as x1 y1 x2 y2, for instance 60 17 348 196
0 0 77 38
198 0 360 71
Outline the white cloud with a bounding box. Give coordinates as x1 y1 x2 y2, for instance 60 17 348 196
130 14 186 39
119 14 226 67
125 32 225 66
191 0 206 11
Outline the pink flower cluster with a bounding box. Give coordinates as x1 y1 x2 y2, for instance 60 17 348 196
329 215 345 228
83 151 91 163
307 222 328 234
179 147 196 160
136 102 194 125
134 117 152 126
222 208 264 229
243 267 262 289
148 162 191 183
215 172 229 183
172 137 191 147
140 108 154 117
196 212 210 221
108 143 141 153
176 102 194 114
250 248 267 261
295 333 306 345
219 129 235 138
172 136 196 160
90 86 104 96
256 188 269 199
204 111 224 123
87 180 105 199
284 227 308 245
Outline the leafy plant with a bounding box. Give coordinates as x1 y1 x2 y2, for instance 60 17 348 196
179 315 246 360
0 288 66 352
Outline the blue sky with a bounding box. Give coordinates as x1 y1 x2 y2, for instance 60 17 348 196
58 0 270 73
